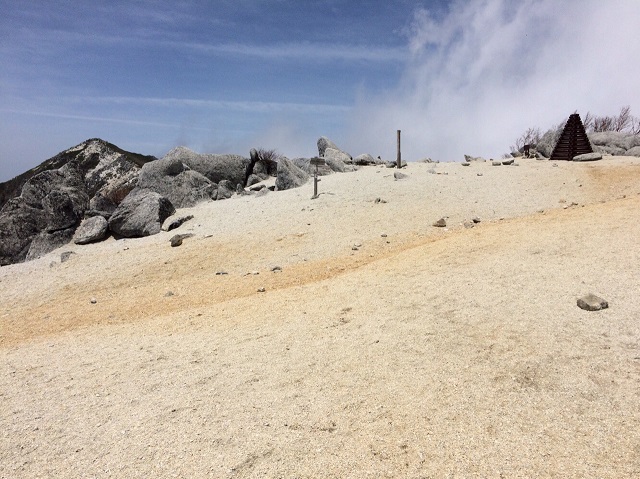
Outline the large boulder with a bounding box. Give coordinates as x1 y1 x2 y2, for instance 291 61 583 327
325 149 352 169
136 157 217 208
108 189 175 238
162 147 250 186
73 216 109 245
593 145 626 156
536 126 563 158
291 158 333 176
353 153 382 166
275 158 309 191
573 152 603 162
25 227 76 261
317 137 340 157
625 146 640 157
215 180 235 200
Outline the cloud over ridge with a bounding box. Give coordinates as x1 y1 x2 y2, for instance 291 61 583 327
346 0 640 162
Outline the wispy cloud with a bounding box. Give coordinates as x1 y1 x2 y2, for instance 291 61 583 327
79 96 352 114
347 0 640 161
0 108 198 130
171 40 408 63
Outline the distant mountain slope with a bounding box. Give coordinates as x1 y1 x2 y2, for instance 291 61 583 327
0 139 156 210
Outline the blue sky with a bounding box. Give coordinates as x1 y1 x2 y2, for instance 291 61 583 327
1 0 639 182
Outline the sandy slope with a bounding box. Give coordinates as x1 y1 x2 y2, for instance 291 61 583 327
1 157 639 478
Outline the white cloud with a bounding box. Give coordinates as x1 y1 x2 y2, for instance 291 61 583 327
346 0 640 162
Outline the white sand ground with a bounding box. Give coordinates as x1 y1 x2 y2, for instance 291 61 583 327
1 157 640 478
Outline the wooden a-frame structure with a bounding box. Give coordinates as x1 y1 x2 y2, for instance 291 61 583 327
550 113 593 161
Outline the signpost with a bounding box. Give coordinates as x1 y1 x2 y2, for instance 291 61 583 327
310 157 325 199
397 129 401 169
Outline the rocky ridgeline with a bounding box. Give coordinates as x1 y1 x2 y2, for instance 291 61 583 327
0 136 379 266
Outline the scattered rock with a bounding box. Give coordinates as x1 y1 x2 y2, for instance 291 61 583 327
393 171 408 180
374 198 387 204
472 217 481 223
271 266 282 272
90 297 97 304
216 271 228 275
502 159 515 166
170 233 194 247
461 162 470 166
257 287 266 293
577 293 609 311
477 173 483 176
433 218 447 227
492 161 502 166
164 291 174 297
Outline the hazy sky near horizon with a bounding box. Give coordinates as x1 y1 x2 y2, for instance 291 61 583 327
1 0 639 182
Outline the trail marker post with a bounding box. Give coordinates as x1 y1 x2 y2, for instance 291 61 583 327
310 157 325 199
397 130 401 169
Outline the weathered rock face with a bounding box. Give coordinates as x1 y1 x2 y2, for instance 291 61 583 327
136 157 217 208
73 216 109 245
108 189 176 238
162 147 250 186
0 138 156 212
0 162 89 265
275 158 309 191
0 197 46 265
0 138 158 264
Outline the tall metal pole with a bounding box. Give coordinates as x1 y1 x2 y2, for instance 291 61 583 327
396 130 401 169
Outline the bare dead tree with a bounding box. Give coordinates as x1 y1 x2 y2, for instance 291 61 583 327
510 127 542 153
583 111 594 132
613 105 632 132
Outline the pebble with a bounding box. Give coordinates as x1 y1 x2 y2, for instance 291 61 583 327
90 298 97 304
257 287 266 293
